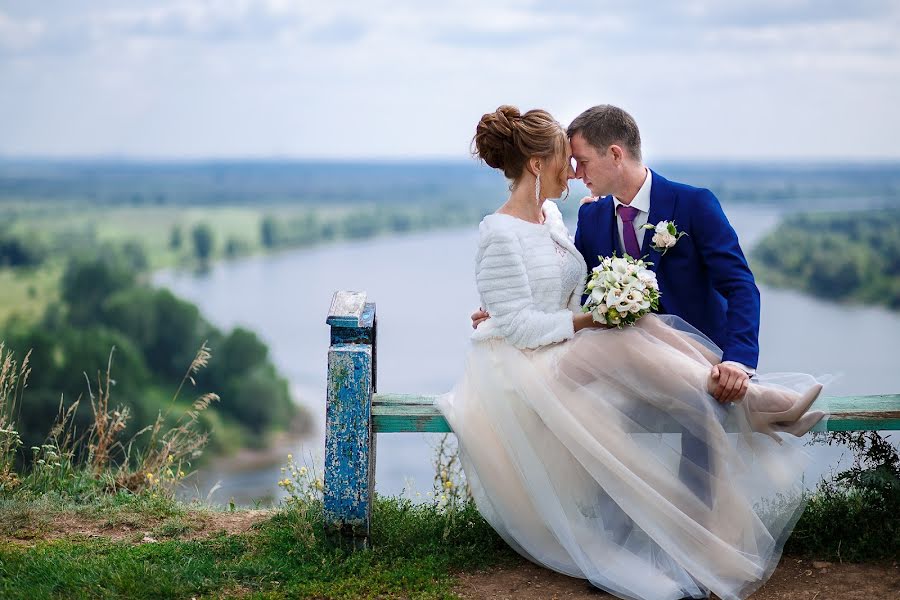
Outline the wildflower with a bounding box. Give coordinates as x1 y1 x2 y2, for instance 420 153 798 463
443 480 454 489
287 453 293 461
299 466 307 476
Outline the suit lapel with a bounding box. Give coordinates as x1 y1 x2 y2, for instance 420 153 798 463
642 170 677 272
595 196 620 258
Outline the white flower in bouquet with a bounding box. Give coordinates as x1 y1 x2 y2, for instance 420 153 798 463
581 254 660 328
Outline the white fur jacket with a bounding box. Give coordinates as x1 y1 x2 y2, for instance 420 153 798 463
472 201 588 349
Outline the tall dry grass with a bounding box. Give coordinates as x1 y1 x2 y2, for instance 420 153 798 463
0 343 30 490
0 341 219 497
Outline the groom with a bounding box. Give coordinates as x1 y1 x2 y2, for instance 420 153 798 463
568 104 761 398
569 106 761 600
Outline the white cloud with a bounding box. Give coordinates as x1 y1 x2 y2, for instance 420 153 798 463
0 1 898 159
0 10 45 52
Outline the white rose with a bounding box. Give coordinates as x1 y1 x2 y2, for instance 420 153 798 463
654 221 670 235
652 231 677 248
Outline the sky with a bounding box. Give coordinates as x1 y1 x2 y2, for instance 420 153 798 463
0 1 898 160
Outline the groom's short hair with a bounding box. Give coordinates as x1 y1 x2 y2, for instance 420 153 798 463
567 105 642 162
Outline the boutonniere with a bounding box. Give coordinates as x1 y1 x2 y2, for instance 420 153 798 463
642 220 687 255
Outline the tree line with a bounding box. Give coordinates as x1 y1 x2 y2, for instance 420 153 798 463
752 209 900 310
1 243 301 463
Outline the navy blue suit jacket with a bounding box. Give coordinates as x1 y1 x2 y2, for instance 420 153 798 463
574 170 761 368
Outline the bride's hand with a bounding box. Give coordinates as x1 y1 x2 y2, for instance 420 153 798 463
471 308 490 329
574 313 606 332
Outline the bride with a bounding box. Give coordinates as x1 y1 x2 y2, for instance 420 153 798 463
436 106 827 600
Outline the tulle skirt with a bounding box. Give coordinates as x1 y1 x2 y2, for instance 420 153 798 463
436 314 827 600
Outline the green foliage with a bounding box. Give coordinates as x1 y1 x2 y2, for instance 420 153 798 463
256 204 490 252
60 250 140 326
168 225 182 251
190 223 214 262
0 234 46 268
788 431 900 560
3 246 297 466
752 209 900 310
260 216 277 248
223 236 248 258
102 287 203 380
0 325 151 458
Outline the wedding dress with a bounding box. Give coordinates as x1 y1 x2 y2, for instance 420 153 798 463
435 201 827 600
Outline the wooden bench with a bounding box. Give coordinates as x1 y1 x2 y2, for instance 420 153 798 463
322 290 900 545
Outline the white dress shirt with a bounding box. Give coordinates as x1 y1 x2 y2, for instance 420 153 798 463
613 167 651 252
614 168 756 378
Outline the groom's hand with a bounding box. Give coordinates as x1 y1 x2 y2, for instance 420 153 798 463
710 363 749 403
471 308 490 329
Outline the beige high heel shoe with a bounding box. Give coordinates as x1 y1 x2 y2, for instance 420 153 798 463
746 383 824 443
773 410 826 437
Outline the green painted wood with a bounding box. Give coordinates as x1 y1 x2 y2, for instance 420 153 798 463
809 395 900 432
372 393 900 434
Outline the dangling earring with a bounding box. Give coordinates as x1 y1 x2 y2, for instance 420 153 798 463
534 172 542 203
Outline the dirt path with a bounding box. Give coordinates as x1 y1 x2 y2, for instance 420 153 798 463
454 557 900 599
2 508 272 546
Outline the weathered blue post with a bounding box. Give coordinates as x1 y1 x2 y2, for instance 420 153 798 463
324 290 377 546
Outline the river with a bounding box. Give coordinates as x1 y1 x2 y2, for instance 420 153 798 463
154 204 900 506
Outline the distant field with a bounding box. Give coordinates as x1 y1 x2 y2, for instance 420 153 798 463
0 199 485 326
0 203 348 325
0 265 60 326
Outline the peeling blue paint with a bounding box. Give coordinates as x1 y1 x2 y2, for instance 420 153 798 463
324 292 377 543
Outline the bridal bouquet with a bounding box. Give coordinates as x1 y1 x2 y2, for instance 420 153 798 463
582 255 660 327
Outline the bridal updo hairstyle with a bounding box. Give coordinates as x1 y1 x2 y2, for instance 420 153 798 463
474 105 568 192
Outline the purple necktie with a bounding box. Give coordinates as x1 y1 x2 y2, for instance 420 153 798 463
617 204 641 259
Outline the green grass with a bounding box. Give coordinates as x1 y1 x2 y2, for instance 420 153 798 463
0 265 61 326
0 493 514 600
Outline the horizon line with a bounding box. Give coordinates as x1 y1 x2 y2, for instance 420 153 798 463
1 154 900 166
